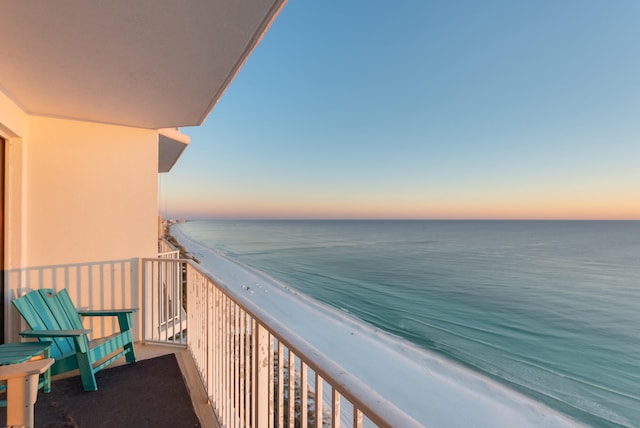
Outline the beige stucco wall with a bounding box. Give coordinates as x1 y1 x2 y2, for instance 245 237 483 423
2 103 160 342
24 116 158 266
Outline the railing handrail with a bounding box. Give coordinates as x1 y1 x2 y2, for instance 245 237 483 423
142 257 423 427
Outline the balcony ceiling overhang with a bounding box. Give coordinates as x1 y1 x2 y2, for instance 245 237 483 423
0 0 286 130
158 128 190 173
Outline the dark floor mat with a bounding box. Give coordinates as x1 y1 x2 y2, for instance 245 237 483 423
2 353 201 428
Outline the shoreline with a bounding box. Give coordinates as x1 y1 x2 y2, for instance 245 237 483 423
169 222 581 427
164 224 200 264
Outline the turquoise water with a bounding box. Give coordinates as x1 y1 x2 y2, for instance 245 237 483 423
177 220 640 427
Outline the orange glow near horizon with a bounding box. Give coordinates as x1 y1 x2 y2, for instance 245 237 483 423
160 160 640 220
163 192 640 220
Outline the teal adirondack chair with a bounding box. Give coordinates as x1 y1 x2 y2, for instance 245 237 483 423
12 288 137 391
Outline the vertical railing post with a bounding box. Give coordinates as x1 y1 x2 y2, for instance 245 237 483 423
300 363 308 428
223 294 230 426
287 350 295 427
142 259 149 343
239 311 245 427
206 264 213 409
332 389 341 428
244 312 251 425
254 323 270 427
277 342 284 427
268 334 275 428
353 408 363 428
214 286 221 414
315 374 323 428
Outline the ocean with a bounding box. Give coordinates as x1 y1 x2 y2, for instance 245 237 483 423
175 220 640 427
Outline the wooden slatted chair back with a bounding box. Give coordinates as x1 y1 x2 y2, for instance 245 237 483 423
12 288 137 391
12 289 84 359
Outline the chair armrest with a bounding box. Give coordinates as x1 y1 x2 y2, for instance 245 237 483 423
20 329 91 338
78 308 138 317
0 359 54 380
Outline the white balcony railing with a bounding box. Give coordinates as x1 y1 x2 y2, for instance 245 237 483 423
142 256 421 428
158 237 180 257
143 247 186 344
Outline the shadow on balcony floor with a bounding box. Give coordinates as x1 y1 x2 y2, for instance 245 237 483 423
2 353 201 428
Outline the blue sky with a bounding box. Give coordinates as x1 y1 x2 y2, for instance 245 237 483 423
162 1 640 219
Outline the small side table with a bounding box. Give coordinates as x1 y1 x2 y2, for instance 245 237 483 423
1 358 54 427
0 341 53 395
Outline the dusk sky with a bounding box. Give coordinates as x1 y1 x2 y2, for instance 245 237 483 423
161 1 640 220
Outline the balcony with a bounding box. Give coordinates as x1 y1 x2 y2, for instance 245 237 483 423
2 241 420 427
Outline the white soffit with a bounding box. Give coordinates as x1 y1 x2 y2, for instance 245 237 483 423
0 0 286 129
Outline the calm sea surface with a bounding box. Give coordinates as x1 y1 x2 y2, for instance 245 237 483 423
177 220 640 427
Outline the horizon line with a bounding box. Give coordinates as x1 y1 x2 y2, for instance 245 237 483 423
166 216 640 222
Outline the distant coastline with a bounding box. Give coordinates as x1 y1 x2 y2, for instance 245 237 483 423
164 224 200 264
